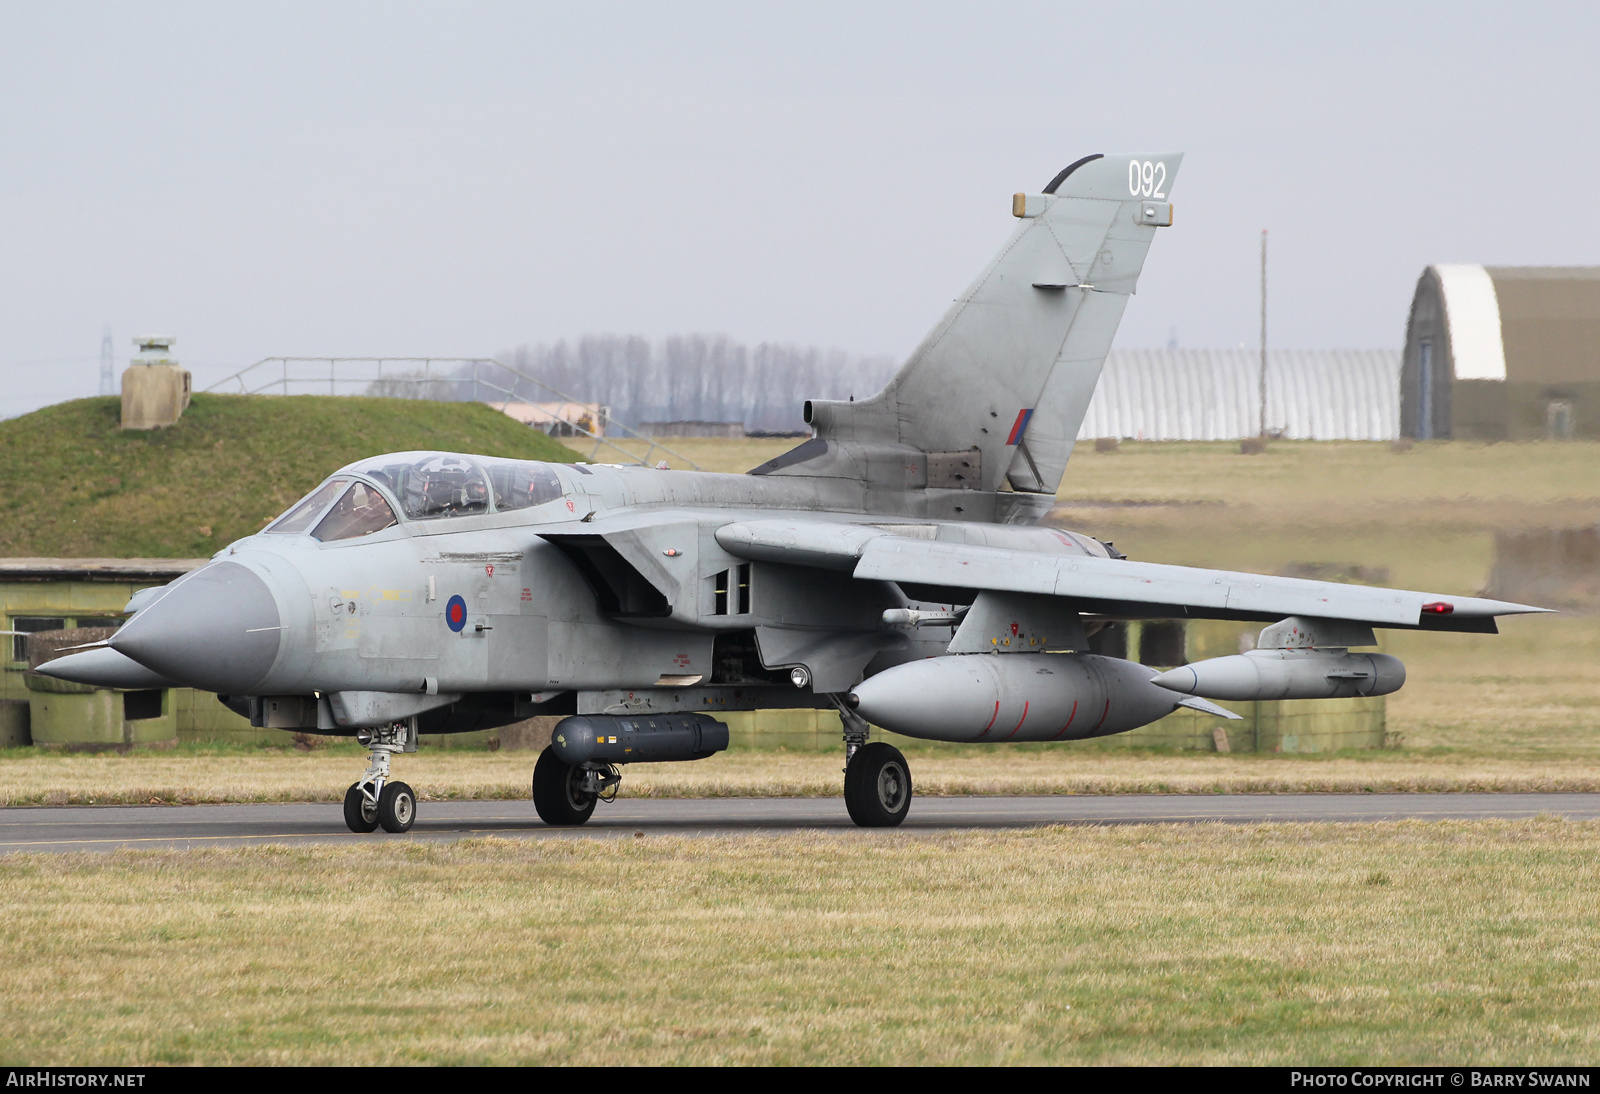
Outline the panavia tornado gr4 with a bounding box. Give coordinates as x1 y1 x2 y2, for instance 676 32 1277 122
40 153 1546 831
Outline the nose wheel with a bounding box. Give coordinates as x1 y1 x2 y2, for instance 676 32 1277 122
343 720 419 834
343 783 379 833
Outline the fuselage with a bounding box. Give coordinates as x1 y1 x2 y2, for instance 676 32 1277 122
108 450 1105 709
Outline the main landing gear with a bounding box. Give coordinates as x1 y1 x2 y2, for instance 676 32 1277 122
835 697 912 828
532 747 620 826
342 720 419 834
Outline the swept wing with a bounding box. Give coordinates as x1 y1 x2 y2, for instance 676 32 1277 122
716 519 1547 632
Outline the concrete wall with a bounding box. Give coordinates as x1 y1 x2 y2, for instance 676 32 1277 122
3 569 253 746
120 364 192 430
0 700 27 748
1 576 150 705
171 688 264 744
25 676 179 748
1450 379 1600 441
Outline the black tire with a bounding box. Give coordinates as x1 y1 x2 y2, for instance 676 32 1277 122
377 781 417 833
533 747 597 826
844 742 912 828
343 782 379 833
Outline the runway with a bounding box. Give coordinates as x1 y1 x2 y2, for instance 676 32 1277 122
1 793 1597 852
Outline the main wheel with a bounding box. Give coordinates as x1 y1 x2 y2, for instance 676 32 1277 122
377 781 417 833
343 782 379 833
844 742 912 828
533 747 597 826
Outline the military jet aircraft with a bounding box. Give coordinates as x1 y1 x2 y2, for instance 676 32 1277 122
41 152 1546 831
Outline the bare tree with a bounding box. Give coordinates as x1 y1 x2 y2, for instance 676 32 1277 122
481 334 894 432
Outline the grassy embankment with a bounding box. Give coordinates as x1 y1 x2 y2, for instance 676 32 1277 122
0 394 575 558
2 822 1597 1065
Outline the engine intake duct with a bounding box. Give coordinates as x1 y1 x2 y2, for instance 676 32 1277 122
1152 649 1406 702
551 713 730 765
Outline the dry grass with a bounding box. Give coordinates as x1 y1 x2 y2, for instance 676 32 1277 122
1051 440 1600 596
1059 438 1600 509
5 746 1600 808
2 821 1597 1064
1385 615 1600 756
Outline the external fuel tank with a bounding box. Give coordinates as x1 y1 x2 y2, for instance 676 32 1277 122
848 653 1183 742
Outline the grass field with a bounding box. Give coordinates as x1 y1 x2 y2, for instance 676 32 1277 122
2 821 1596 1065
1049 439 1600 598
7 745 1600 808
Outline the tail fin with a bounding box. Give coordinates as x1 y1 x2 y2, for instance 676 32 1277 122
803 153 1181 494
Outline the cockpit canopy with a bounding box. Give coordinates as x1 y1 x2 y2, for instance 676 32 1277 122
263 452 567 541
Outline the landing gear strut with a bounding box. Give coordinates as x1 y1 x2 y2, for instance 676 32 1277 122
532 746 619 826
342 719 419 834
831 695 913 828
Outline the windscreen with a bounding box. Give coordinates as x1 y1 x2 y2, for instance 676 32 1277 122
355 455 490 520
264 479 349 534
486 460 564 511
312 482 400 542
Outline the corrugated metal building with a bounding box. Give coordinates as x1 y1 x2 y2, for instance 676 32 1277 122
1078 349 1401 441
1402 265 1600 440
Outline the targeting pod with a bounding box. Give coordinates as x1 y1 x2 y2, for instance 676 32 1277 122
551 712 730 765
1151 649 1406 702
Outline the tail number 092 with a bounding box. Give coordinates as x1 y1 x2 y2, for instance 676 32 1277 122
1128 160 1167 199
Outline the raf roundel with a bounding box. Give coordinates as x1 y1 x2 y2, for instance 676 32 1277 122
444 594 468 633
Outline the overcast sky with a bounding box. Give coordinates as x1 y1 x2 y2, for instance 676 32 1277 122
2 1 1596 419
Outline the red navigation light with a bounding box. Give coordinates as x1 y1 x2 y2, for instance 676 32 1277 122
1421 601 1455 615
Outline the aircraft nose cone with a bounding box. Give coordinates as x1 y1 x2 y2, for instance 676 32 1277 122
111 561 282 693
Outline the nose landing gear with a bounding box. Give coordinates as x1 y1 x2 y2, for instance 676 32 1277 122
342 719 419 834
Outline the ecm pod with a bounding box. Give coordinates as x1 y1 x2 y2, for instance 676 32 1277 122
551 712 731 765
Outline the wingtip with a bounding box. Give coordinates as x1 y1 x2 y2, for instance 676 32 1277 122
1463 598 1559 618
